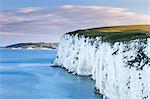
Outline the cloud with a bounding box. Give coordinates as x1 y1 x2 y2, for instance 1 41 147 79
16 7 42 13
59 5 150 24
0 5 150 37
0 32 25 35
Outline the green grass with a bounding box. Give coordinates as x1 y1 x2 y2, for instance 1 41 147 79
67 25 150 43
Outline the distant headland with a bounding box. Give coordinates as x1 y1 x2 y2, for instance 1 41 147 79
3 42 58 50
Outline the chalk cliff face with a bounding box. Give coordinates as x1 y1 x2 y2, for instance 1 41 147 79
54 32 150 99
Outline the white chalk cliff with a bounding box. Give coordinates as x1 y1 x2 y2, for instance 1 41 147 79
54 32 150 99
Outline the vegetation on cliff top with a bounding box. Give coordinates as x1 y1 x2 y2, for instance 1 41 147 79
67 25 150 43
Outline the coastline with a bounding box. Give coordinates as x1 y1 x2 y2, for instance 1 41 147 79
54 33 150 99
0 48 57 50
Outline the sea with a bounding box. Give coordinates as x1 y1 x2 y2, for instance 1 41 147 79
0 49 101 99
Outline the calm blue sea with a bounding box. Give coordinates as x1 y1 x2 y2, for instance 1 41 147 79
0 49 101 99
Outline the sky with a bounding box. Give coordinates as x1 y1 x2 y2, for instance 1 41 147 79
0 0 150 46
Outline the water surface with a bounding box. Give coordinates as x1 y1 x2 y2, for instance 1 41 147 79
0 49 101 99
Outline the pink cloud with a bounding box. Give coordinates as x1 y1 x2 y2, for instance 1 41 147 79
0 5 150 36
16 7 42 13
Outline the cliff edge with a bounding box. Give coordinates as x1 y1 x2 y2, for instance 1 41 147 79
54 25 150 99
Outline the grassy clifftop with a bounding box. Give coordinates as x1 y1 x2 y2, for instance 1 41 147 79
67 25 150 43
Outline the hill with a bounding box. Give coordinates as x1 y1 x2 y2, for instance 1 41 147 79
5 42 58 50
67 25 150 43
